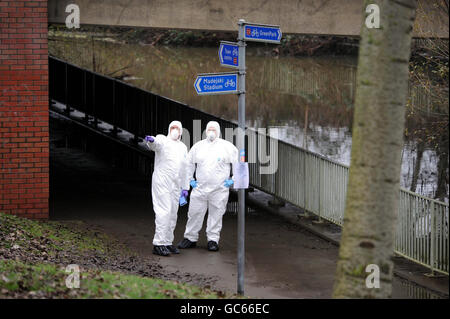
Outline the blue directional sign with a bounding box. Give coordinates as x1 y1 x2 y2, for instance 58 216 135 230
219 41 239 68
194 72 238 95
243 23 282 43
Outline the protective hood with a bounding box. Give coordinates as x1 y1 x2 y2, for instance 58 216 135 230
206 121 221 139
167 120 182 140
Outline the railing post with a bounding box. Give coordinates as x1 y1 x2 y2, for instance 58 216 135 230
92 74 98 128
313 157 324 224
428 201 437 276
64 63 69 116
303 151 310 217
130 88 140 145
111 80 118 137
319 158 322 220
83 70 88 122
269 138 285 208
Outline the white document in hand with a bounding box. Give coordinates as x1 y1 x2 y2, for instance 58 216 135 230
233 162 249 189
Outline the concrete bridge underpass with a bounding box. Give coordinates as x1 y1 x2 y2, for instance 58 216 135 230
48 0 449 38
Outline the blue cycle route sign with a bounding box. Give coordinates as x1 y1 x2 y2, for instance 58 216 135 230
194 72 238 95
219 41 239 68
243 23 282 44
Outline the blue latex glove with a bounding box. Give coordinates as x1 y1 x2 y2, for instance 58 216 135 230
224 178 234 188
145 135 154 143
190 179 198 188
179 195 188 206
181 190 189 198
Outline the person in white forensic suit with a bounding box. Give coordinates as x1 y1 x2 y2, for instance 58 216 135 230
145 120 190 256
177 121 238 252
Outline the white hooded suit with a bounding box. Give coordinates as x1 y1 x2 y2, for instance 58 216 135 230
183 121 238 243
147 121 189 246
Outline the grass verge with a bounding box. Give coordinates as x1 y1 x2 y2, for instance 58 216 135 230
0 213 234 299
0 259 224 299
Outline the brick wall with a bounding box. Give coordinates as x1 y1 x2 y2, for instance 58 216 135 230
0 0 49 219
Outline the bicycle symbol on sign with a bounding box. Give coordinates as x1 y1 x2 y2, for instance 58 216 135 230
224 79 236 88
251 29 259 37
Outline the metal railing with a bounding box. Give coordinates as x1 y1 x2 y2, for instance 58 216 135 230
49 56 449 275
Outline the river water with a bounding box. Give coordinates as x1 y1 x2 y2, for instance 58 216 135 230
49 35 448 202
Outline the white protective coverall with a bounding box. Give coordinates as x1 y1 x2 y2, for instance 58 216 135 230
183 121 238 243
147 121 189 246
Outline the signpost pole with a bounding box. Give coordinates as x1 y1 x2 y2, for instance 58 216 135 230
237 18 246 296
195 19 280 296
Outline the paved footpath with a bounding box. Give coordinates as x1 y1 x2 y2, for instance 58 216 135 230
248 189 449 298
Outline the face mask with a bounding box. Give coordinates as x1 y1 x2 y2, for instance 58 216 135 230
207 130 216 142
170 129 180 140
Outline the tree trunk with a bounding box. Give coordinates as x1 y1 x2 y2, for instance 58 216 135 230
410 141 424 192
435 133 449 202
333 0 418 298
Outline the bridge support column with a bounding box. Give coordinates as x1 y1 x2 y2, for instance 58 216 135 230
0 0 49 219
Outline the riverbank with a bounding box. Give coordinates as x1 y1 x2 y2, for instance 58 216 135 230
48 24 360 56
48 24 448 62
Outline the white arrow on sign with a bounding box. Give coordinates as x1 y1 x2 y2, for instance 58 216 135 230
220 45 224 64
195 78 202 92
